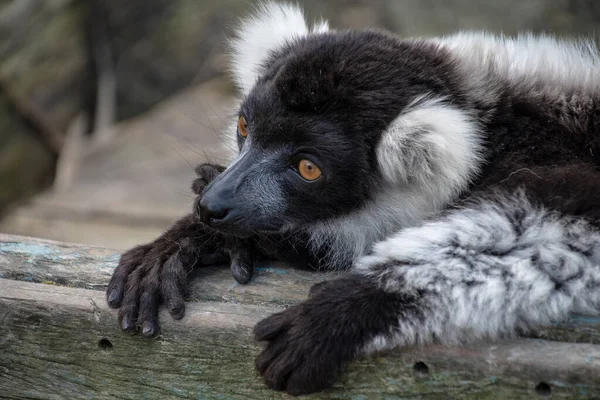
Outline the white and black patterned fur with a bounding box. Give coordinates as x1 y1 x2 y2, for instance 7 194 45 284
106 2 600 395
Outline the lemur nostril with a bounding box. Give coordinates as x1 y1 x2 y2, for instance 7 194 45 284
209 208 229 221
197 198 230 226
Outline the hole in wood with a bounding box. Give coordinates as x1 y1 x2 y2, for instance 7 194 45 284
98 338 113 350
413 361 429 375
535 382 552 396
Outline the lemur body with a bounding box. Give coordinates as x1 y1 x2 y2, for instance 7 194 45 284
107 3 600 395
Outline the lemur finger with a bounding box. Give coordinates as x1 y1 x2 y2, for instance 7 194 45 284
192 163 226 194
285 367 335 397
160 253 188 320
118 266 145 333
194 163 226 179
231 258 254 284
261 347 300 391
137 262 162 337
307 280 329 298
254 307 299 341
255 335 291 375
191 177 208 195
230 246 255 284
106 244 151 308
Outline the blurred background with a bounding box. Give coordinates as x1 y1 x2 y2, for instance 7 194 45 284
0 0 599 249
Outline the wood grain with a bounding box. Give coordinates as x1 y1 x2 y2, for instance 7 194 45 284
1 233 600 399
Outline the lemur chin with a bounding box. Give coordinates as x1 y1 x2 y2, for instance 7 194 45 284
107 2 600 395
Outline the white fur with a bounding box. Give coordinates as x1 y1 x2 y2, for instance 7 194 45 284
357 193 600 352
433 32 600 107
304 186 444 270
228 2 328 96
376 96 483 208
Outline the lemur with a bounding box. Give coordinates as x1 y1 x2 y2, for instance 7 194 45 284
106 2 600 395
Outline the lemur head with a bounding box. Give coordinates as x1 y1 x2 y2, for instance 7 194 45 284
198 3 482 237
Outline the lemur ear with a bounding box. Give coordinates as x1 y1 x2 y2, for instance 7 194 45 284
228 2 329 96
275 55 341 111
377 97 483 191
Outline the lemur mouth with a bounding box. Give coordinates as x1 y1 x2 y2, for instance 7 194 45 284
205 219 255 239
194 199 255 238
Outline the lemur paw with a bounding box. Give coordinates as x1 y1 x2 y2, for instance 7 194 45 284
106 237 199 337
254 275 408 395
106 213 229 337
254 300 345 395
191 163 226 195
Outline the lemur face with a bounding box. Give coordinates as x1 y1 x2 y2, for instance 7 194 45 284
198 73 378 236
197 30 466 236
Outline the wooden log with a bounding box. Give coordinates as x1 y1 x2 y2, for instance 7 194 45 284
1 234 600 399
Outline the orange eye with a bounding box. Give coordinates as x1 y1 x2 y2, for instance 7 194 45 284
238 116 248 138
297 159 322 181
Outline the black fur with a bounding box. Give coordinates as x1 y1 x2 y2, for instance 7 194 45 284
253 274 419 395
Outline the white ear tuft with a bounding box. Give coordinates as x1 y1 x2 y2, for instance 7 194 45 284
228 2 329 96
376 96 484 200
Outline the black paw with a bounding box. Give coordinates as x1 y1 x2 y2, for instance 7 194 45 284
106 215 227 336
254 303 343 395
254 276 408 395
107 239 192 337
191 163 226 195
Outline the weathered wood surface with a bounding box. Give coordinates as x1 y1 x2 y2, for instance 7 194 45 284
1 234 600 399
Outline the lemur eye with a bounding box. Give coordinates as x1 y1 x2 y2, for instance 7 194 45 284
297 159 322 181
237 116 248 138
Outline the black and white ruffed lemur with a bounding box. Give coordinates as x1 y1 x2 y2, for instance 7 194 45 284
106 2 600 395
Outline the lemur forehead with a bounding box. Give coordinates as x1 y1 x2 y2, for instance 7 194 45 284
242 33 348 112
240 91 347 153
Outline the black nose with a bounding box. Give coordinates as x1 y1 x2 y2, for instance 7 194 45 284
196 197 230 226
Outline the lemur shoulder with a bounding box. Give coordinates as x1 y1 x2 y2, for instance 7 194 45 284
106 2 600 395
